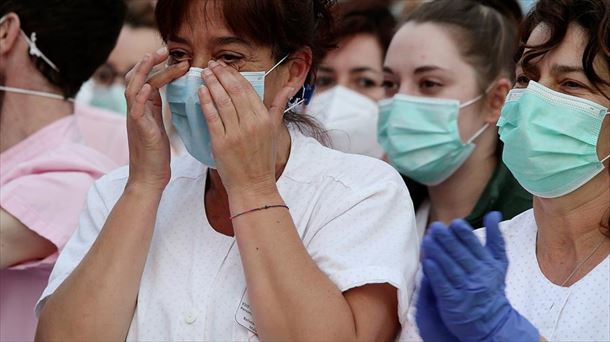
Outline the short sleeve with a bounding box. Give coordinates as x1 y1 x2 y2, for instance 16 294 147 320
306 174 420 324
34 180 112 316
1 171 99 269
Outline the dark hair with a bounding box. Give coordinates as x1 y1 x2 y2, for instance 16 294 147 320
406 0 523 89
329 3 397 59
518 0 610 99
0 0 126 98
155 0 336 141
125 0 157 29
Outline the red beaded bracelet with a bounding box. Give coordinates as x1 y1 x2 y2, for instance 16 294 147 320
230 204 289 220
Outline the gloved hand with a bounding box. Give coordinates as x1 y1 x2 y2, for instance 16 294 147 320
415 274 459 342
421 212 540 342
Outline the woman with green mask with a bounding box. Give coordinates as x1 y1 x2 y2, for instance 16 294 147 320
407 0 610 340
380 0 531 236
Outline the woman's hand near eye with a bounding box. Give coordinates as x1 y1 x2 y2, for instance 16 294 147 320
197 60 294 200
124 47 189 193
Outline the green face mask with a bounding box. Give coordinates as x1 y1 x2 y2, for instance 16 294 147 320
377 94 488 186
498 81 610 198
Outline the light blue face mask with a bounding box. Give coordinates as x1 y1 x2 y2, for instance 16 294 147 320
378 93 488 186
498 81 610 198
89 82 128 115
166 56 298 167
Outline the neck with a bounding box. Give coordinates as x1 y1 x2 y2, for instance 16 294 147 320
0 91 73 153
428 129 498 224
534 172 610 260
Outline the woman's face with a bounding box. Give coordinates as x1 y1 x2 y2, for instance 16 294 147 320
517 23 610 162
384 22 490 142
165 2 291 112
316 33 385 101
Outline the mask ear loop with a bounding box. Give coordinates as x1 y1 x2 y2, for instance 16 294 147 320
0 15 60 72
461 83 497 143
0 85 74 102
21 31 60 72
283 98 305 114
261 55 290 79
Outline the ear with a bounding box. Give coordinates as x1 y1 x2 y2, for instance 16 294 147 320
483 78 512 124
284 47 313 97
0 13 21 55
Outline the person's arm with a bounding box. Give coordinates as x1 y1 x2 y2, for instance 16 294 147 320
232 190 400 341
199 60 405 341
0 209 56 269
36 48 188 341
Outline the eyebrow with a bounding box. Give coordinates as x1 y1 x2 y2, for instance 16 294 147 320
551 65 584 75
167 35 253 48
211 36 253 48
318 66 334 73
414 65 446 74
350 67 383 74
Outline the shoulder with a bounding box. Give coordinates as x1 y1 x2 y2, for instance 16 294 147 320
287 131 406 192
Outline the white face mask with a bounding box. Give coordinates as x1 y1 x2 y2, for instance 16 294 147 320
306 86 384 158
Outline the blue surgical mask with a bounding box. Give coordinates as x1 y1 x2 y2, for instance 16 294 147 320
498 81 610 198
166 56 295 167
378 93 488 186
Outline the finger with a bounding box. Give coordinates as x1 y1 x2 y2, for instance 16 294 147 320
208 60 257 122
450 219 489 261
430 222 479 274
198 84 226 137
217 61 267 116
422 234 467 288
483 211 507 264
269 85 296 123
147 60 189 90
202 66 239 131
422 259 456 301
125 47 170 83
128 83 152 120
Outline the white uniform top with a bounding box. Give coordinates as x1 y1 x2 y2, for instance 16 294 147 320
37 129 420 341
399 209 610 342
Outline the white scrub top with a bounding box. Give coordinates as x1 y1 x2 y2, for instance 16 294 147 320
37 128 420 341
399 209 610 342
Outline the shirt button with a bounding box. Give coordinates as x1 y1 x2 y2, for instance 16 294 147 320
185 311 198 324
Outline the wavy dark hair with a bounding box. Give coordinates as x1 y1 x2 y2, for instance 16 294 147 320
517 0 610 99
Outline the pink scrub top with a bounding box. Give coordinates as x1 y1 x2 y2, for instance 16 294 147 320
0 114 119 342
75 104 129 167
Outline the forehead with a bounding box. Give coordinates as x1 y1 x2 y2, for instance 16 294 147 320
524 23 587 66
323 34 383 71
171 1 235 42
385 22 466 73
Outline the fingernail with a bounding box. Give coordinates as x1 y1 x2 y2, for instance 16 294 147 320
208 60 219 68
156 47 168 55
202 68 213 77
143 53 151 62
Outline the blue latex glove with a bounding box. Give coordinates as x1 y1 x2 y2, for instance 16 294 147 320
421 212 540 342
416 275 459 342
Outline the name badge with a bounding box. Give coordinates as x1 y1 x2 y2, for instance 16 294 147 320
235 289 258 337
